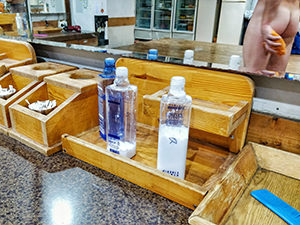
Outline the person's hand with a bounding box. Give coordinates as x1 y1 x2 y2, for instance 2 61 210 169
262 25 282 54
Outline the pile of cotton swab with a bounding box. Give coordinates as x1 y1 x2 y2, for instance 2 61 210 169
0 85 16 99
26 99 56 115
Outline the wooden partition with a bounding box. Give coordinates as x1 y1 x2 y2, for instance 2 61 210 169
116 58 254 153
61 58 255 210
0 38 37 75
9 69 99 155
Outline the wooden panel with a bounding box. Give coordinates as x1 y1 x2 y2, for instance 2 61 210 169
46 83 75 106
16 82 48 107
252 142 300 180
0 73 39 128
224 170 300 225
144 88 249 137
44 69 99 92
0 104 5 127
0 13 16 32
10 105 44 144
108 17 136 27
9 128 62 156
45 88 98 146
32 20 58 27
77 124 231 187
116 58 254 153
10 62 77 81
0 38 36 62
247 112 300 155
189 144 257 225
62 131 208 209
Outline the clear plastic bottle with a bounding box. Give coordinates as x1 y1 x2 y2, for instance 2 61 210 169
106 67 137 158
15 13 25 36
98 58 116 141
157 76 192 179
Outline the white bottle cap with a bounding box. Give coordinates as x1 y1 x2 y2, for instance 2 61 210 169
170 76 185 94
229 55 241 70
184 50 194 59
116 67 128 78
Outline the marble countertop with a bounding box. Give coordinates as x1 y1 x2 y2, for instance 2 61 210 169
0 133 192 225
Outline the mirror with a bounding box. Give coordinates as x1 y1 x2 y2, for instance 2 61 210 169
0 0 299 81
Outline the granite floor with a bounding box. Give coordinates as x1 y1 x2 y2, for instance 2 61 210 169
0 134 192 225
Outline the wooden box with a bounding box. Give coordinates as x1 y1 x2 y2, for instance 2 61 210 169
9 68 100 156
0 62 76 133
60 58 255 209
61 59 300 224
143 87 249 137
0 38 37 76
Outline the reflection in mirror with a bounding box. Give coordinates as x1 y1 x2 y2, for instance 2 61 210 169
0 0 30 37
242 0 300 78
24 0 300 81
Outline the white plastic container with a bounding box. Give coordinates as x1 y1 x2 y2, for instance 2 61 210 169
183 50 194 65
15 13 25 36
106 67 137 158
157 76 192 179
229 55 241 70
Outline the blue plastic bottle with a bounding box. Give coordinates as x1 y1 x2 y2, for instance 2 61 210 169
98 58 116 140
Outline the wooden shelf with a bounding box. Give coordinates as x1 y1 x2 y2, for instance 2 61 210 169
8 69 99 155
143 87 249 137
0 38 37 76
62 123 235 209
0 62 76 130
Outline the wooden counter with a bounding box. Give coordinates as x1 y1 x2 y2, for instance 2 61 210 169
116 38 300 74
35 32 99 47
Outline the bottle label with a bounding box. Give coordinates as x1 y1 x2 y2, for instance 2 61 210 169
98 84 106 140
166 105 185 126
107 92 124 151
162 170 180 177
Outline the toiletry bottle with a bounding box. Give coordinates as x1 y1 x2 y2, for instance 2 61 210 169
15 13 25 36
106 67 137 158
157 76 192 179
98 58 116 141
183 50 194 65
148 49 158 60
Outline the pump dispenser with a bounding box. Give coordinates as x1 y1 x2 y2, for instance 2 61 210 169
98 58 116 140
157 76 192 179
106 67 137 158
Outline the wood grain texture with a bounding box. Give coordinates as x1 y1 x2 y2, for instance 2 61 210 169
116 38 299 74
8 69 99 155
0 73 38 128
189 144 257 225
9 104 45 144
224 170 300 225
45 88 98 146
144 88 249 137
247 112 300 155
251 142 300 180
10 62 77 81
116 58 254 153
9 128 62 156
108 17 136 27
0 38 36 62
62 125 216 209
44 69 99 93
77 123 231 187
0 13 16 32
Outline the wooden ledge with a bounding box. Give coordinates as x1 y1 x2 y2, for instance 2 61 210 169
143 87 249 137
